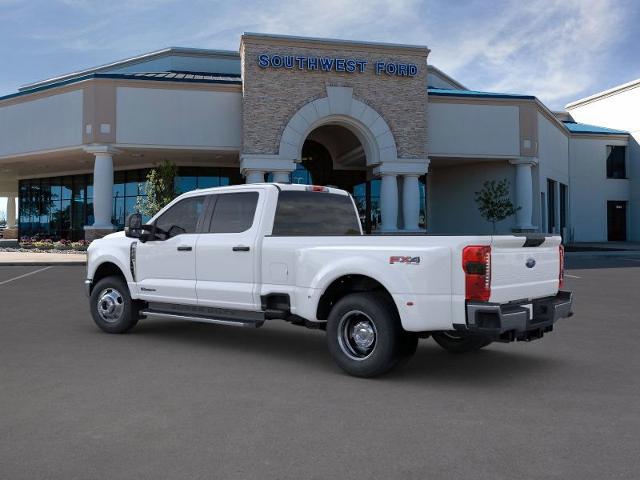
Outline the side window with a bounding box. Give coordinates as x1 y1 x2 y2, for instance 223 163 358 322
155 196 206 237
209 192 259 233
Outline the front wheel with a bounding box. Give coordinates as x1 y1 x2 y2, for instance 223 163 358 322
90 275 140 334
326 293 411 378
432 331 492 353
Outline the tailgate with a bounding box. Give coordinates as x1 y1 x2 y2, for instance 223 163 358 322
490 235 561 303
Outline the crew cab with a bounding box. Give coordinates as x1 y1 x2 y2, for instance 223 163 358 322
85 183 573 377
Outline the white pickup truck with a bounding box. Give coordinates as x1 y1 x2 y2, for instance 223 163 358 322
85 183 572 377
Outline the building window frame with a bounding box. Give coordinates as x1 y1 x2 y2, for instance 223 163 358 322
606 145 627 179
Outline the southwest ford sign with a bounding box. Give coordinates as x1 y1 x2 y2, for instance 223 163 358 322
257 54 418 77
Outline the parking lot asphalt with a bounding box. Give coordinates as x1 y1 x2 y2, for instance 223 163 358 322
1 258 639 480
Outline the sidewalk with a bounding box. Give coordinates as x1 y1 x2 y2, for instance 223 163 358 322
0 251 86 266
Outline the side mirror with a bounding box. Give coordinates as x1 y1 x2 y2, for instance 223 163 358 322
125 213 143 239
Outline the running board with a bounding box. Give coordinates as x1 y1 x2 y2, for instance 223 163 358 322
140 303 267 328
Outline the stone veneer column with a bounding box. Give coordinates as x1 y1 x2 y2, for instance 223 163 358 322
84 145 117 241
510 157 538 231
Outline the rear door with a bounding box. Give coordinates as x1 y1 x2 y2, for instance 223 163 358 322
195 190 262 310
489 235 561 303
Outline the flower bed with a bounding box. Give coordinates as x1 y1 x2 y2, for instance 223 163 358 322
0 237 90 254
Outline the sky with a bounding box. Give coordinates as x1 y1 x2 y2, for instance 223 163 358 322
1 0 640 215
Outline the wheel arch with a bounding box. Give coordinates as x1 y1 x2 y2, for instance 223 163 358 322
316 274 400 322
90 261 128 294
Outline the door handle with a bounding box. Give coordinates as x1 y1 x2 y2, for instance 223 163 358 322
177 245 192 252
232 246 250 252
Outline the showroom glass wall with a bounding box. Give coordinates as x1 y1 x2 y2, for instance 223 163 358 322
18 167 243 240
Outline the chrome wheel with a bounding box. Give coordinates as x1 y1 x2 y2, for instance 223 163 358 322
337 310 377 361
96 287 124 323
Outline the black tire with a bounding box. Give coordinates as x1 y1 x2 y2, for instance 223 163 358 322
432 331 492 353
90 275 140 334
326 293 408 378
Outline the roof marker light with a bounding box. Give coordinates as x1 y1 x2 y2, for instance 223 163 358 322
306 186 329 192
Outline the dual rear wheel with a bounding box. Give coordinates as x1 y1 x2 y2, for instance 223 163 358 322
326 293 492 377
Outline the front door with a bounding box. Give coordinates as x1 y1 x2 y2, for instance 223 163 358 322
135 195 207 304
196 190 261 310
607 201 627 241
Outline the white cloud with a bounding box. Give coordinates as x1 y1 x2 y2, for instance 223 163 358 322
425 0 631 108
4 0 634 109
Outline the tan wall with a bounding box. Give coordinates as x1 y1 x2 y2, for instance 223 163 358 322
240 35 429 159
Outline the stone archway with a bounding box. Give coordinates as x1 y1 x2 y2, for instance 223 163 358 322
278 86 398 166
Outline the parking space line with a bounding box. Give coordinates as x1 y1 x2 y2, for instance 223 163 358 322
565 274 581 278
0 266 52 286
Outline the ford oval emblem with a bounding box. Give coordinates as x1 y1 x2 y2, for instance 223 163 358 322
526 258 536 269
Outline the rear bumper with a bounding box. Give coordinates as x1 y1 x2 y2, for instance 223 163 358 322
456 291 573 342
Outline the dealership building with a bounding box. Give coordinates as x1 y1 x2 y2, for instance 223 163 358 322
0 33 636 242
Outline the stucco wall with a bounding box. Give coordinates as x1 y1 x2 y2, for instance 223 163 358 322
568 86 639 241
568 136 630 242
0 90 83 157
427 102 520 157
536 112 569 233
429 161 517 234
241 36 428 159
116 87 242 148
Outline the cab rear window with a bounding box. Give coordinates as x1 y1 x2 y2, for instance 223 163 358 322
272 191 361 236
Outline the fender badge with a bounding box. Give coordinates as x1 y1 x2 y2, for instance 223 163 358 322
390 256 421 265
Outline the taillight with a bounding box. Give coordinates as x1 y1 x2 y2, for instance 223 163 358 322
559 244 565 289
463 245 491 301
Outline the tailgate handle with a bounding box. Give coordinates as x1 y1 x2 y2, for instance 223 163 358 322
523 236 546 247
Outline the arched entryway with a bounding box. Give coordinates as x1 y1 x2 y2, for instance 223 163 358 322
246 86 429 232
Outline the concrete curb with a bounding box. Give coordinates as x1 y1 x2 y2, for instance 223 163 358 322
0 262 86 266
566 251 640 258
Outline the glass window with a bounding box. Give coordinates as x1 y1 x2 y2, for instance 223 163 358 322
209 192 258 234
155 196 206 236
113 171 125 198
272 191 361 236
606 146 626 179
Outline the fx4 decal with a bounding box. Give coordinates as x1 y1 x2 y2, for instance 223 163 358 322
389 256 421 265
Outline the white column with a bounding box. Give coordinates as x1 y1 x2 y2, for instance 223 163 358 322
272 171 290 183
245 170 265 184
6 195 16 229
402 174 420 231
84 146 117 231
510 158 537 231
380 173 399 232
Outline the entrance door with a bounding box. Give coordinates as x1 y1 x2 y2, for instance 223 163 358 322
607 201 627 241
135 195 207 304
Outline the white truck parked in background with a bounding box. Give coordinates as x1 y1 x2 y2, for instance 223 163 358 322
85 183 573 377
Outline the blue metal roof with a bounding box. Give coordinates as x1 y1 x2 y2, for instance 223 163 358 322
562 121 628 135
427 87 535 100
0 71 242 102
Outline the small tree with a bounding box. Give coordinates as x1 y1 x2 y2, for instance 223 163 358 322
474 179 520 233
136 160 178 217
